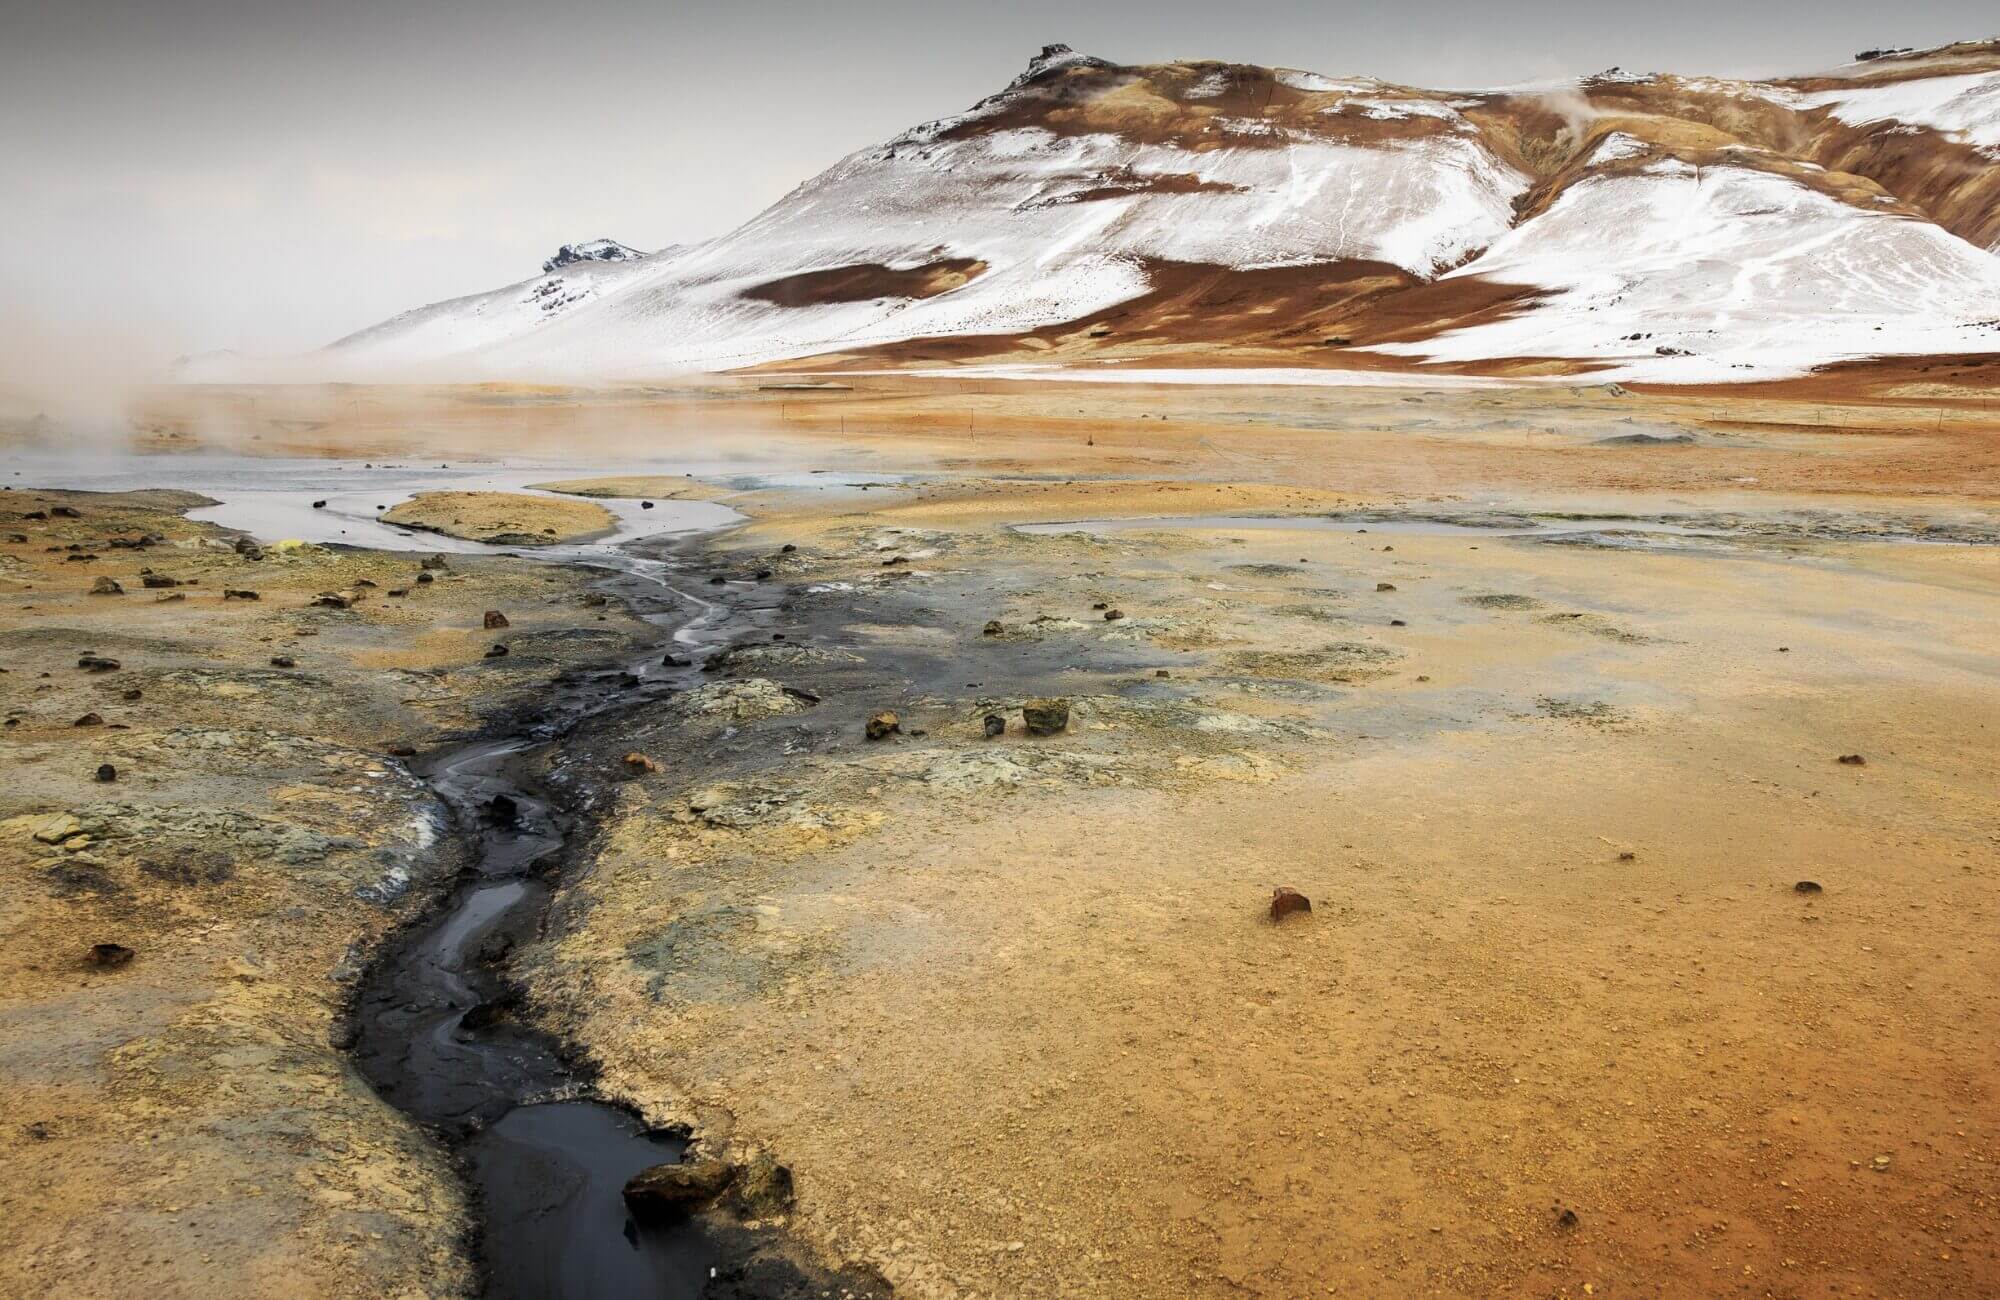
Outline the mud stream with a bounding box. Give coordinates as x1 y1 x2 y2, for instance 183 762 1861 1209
347 534 768 1299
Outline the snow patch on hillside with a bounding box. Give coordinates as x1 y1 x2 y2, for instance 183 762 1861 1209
1800 70 2000 153
334 123 1526 375
1373 163 2000 380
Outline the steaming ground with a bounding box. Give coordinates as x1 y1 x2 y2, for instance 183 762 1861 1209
2 374 1997 1298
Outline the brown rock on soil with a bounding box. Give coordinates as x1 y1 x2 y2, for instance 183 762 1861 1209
85 943 134 968
623 752 660 774
89 577 123 595
729 1155 795 1218
483 610 510 629
1270 888 1312 922
866 710 901 741
623 1158 736 1218
1023 698 1070 736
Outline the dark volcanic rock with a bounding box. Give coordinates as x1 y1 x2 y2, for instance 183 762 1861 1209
1022 698 1070 736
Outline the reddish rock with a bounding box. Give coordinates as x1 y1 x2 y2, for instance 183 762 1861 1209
1269 888 1312 922
483 610 510 629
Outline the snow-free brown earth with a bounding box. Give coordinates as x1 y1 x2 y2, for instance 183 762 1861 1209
4 372 1997 1298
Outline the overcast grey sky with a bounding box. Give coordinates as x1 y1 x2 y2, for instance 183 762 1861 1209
2 0 1991 382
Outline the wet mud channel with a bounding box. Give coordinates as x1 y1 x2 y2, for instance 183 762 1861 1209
340 533 863 1299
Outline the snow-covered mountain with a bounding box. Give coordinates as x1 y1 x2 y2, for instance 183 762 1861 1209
206 40 2000 385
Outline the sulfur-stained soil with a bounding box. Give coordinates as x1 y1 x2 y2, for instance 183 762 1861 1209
379 490 616 546
5 370 1999 1299
0 487 662 1299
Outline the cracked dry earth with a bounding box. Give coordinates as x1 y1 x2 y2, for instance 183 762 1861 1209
513 475 2000 1299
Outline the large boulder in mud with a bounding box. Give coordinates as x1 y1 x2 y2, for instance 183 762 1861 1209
624 1157 736 1218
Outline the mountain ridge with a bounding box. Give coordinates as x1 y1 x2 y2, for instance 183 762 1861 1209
190 39 2000 386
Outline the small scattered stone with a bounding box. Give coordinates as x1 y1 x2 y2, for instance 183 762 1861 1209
640 500 655 509
311 500 327 509
1154 668 1170 678
1390 618 1406 627
983 713 1005 739
311 591 353 609
154 592 185 603
1617 851 1636 861
983 619 1003 636
1794 880 1823 894
223 588 259 601
122 688 142 701
420 555 448 571
95 764 117 783
1022 698 1070 736
881 555 908 567
388 745 417 758
1837 753 1866 766
1870 1154 1891 1172
1375 582 1397 592
73 712 104 727
77 654 119 672
270 656 296 668
1270 888 1312 922
89 577 123 596
1554 1204 1580 1229
141 574 180 589
780 543 797 553
485 644 509 659
707 576 727 586
623 751 660 775
1103 608 1125 622
483 610 510 629
85 942 134 968
865 710 900 741
415 571 434 584
51 506 81 518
